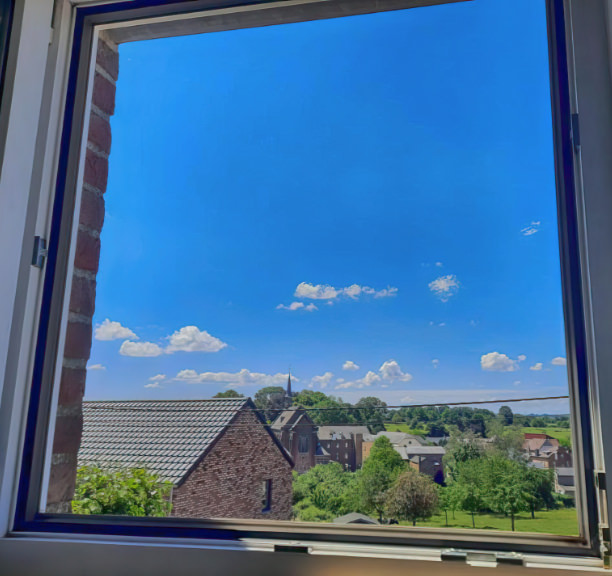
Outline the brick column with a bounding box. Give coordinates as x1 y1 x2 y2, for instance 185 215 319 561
46 33 118 513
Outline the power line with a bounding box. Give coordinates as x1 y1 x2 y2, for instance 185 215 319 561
82 395 570 415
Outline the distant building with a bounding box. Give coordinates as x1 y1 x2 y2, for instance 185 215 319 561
78 398 294 520
523 433 573 469
271 407 318 473
317 426 370 471
333 512 379 525
361 431 425 462
555 467 576 502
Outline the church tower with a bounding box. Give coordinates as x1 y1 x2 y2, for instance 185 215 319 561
284 372 294 408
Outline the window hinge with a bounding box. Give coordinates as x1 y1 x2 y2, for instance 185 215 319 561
441 549 523 568
571 113 581 152
32 236 48 268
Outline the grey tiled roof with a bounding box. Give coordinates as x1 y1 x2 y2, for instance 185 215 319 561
78 398 249 484
317 426 370 440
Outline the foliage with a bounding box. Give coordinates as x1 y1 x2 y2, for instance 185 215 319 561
523 466 556 518
293 390 356 426
254 385 286 422
357 436 406 520
486 421 526 460
354 396 388 434
213 389 244 398
385 469 438 526
442 428 483 482
72 465 173 517
293 462 356 517
446 458 486 528
498 405 514 426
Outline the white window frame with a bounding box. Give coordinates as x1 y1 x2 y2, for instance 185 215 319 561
1 0 612 574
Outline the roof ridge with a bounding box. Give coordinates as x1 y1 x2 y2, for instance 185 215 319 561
82 398 247 404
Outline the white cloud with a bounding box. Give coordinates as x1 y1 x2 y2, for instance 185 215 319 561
432 359 439 369
521 221 541 236
165 326 227 354
295 282 339 300
175 368 292 387
435 262 443 268
379 359 412 382
480 351 519 372
95 319 137 341
551 356 567 366
149 374 166 382
144 382 162 389
305 303 318 311
428 275 460 302
335 370 381 390
119 341 163 357
87 363 106 371
311 372 334 389
518 354 527 362
277 302 304 311
530 363 543 371
342 360 360 371
294 282 398 301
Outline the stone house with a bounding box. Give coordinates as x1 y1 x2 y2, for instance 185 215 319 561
270 407 318 473
78 398 294 520
523 433 573 469
317 426 370 471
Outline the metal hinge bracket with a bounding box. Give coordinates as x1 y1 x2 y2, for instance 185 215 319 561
32 236 48 268
441 549 523 568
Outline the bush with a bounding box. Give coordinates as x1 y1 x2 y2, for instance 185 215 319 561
72 464 173 517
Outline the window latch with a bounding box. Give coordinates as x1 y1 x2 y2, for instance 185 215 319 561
571 113 581 152
441 549 523 568
32 236 48 268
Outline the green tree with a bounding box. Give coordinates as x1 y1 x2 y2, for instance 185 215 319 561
254 385 286 422
448 458 486 528
293 462 355 516
385 469 438 526
293 390 356 426
213 389 244 398
354 396 388 433
443 429 483 482
484 457 530 531
498 405 514 426
524 466 555 518
72 465 173 517
357 436 406 521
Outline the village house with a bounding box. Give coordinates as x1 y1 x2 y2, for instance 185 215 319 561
270 407 318 473
317 426 370 471
523 433 573 469
78 398 294 520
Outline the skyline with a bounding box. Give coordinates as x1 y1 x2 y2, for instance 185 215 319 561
81 0 571 414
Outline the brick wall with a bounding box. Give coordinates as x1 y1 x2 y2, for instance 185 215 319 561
172 410 293 520
46 33 118 513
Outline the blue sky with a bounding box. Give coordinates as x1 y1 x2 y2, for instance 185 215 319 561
83 0 570 414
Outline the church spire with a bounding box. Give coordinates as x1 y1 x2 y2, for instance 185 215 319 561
287 371 292 398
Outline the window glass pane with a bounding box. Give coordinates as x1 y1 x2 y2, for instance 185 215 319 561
44 0 580 537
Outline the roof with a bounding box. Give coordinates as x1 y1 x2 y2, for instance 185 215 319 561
270 407 315 431
78 398 290 485
333 513 379 525
364 431 424 445
401 446 446 459
556 467 575 476
317 426 370 440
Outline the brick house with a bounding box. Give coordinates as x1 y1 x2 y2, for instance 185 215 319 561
523 433 573 469
317 426 370 471
78 398 294 520
270 407 318 473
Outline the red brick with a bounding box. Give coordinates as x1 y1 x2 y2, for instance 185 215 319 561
58 367 87 406
47 458 78 505
63 321 92 361
87 113 112 153
92 72 116 116
74 230 101 273
79 186 105 232
172 410 293 520
83 150 108 193
52 413 84 456
69 273 97 316
96 39 119 80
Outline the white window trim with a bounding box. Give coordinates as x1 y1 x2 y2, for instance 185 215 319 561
1 0 612 573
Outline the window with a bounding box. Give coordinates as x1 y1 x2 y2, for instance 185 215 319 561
262 479 272 513
298 436 310 454
2 0 610 572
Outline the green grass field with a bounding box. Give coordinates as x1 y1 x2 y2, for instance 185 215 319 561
406 508 578 536
384 424 428 436
522 427 572 447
